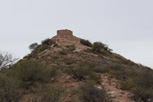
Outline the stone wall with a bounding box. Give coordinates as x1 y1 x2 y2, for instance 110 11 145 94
51 29 90 50
57 29 73 37
52 29 79 45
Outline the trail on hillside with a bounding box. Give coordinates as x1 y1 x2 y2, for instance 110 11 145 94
101 74 135 102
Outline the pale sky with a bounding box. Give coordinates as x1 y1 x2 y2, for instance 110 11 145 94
0 0 153 68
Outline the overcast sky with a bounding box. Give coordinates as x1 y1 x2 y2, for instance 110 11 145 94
0 0 153 68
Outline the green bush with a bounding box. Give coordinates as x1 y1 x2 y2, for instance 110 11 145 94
0 74 23 102
132 69 153 101
32 84 64 102
136 70 153 89
66 65 100 83
66 66 89 80
27 45 41 59
39 45 50 51
80 84 109 102
132 87 153 102
117 68 153 102
41 38 57 46
92 42 112 54
62 58 76 65
14 60 58 87
59 50 67 55
80 39 92 47
29 43 38 51
120 80 137 90
94 65 126 80
105 65 127 80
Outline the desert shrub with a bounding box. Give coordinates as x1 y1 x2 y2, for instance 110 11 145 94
16 61 47 84
108 65 123 71
117 68 153 102
32 84 64 102
0 74 23 102
14 60 58 87
66 65 100 83
41 39 55 45
91 42 112 54
136 69 153 89
93 66 110 74
46 66 59 79
59 50 67 55
62 58 77 65
27 40 56 59
41 38 58 47
113 71 127 80
132 69 153 101
27 45 41 59
27 39 57 59
96 65 126 80
90 73 101 84
120 59 134 65
39 45 50 52
80 84 109 102
27 52 38 59
65 45 76 51
59 45 75 55
100 65 153 101
132 88 153 102
120 80 137 90
66 66 90 80
115 56 135 65
29 43 38 51
92 42 103 54
0 67 11 75
80 39 92 47
106 65 127 80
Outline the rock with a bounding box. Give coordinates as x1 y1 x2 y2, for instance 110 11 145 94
108 91 116 98
95 85 103 90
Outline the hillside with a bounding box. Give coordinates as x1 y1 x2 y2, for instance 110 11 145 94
0 29 153 102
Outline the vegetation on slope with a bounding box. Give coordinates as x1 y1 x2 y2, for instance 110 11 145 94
0 37 153 102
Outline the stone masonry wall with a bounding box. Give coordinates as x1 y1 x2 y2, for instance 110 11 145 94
57 29 73 37
51 29 90 50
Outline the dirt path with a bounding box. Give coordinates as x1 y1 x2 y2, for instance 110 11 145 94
101 74 135 102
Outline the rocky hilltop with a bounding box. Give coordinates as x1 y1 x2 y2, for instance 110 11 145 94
0 29 153 102
51 29 90 50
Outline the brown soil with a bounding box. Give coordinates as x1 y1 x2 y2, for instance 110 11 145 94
101 74 135 102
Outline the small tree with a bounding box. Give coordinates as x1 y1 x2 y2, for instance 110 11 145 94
29 43 38 51
92 42 104 54
80 39 92 47
92 42 112 54
0 52 18 69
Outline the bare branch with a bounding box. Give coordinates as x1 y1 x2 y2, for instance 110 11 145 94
0 52 18 69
